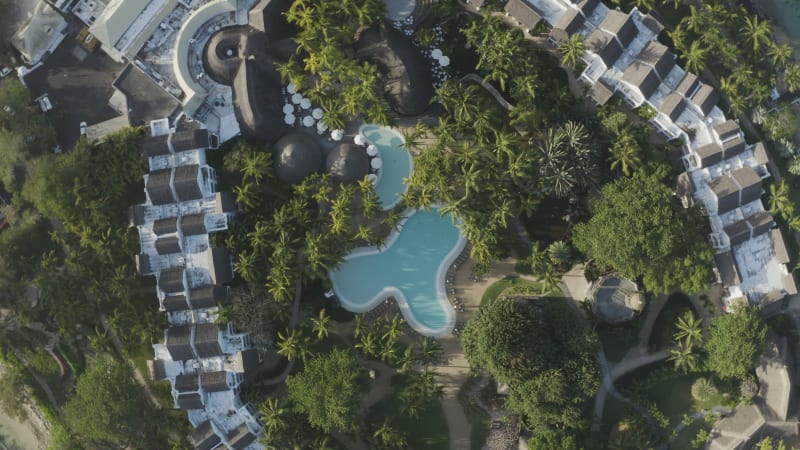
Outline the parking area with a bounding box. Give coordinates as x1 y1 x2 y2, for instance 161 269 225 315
114 64 180 126
23 34 125 150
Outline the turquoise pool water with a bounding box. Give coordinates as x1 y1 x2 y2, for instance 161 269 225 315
360 124 412 210
329 208 464 337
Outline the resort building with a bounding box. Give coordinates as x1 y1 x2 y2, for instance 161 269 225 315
511 0 797 306
131 119 263 450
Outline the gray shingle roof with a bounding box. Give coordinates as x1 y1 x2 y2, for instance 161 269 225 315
144 134 170 157
187 420 222 450
153 216 178 236
193 324 223 358
696 143 723 167
135 253 152 275
177 392 204 410
709 166 762 214
215 191 236 214
724 219 752 246
659 92 685 122
753 142 770 165
173 164 203 202
172 129 213 153
553 8 585 37
598 9 638 47
504 0 542 31
148 360 168 381
227 424 257 450
180 213 207 236
713 120 741 142
690 84 719 116
713 251 740 286
208 247 233 285
676 72 699 97
770 229 790 264
146 169 175 206
637 40 674 80
586 29 623 67
621 61 661 99
188 285 227 309
200 371 229 392
162 294 190 312
155 236 181 255
159 267 185 294
175 373 200 393
588 79 615 105
129 205 146 227
165 325 194 361
747 211 773 238
722 136 746 158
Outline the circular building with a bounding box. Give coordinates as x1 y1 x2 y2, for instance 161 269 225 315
590 276 643 324
203 25 250 85
274 133 322 184
326 143 370 184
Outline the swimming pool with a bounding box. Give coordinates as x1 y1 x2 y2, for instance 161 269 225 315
360 124 412 210
329 208 465 337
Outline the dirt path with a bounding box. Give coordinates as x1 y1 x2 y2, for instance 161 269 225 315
99 314 161 408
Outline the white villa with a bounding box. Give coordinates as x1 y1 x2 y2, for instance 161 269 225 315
131 118 263 450
504 0 797 307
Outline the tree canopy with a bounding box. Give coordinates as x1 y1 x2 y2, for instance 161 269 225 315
462 298 598 431
572 167 714 294
62 356 147 447
285 347 368 432
706 304 767 379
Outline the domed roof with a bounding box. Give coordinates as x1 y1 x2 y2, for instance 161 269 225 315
274 133 322 184
203 26 250 85
326 143 370 184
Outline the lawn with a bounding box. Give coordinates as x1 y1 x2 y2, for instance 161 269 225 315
671 417 712 450
480 276 550 306
368 375 449 450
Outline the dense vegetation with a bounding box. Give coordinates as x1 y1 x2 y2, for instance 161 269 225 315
705 304 767 379
572 167 714 294
462 298 598 435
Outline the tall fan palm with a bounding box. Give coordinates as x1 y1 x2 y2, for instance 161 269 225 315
784 63 800 92
259 398 288 438
310 308 331 341
768 42 793 69
684 40 708 74
277 328 310 361
608 133 642 176
668 341 698 373
769 180 794 219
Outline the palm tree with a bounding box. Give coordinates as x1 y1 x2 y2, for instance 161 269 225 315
559 34 585 69
541 268 561 295
789 215 800 232
398 346 414 371
608 133 642 176
382 313 404 342
234 181 258 210
417 337 444 365
356 331 378 357
259 398 288 438
277 328 310 361
784 63 800 92
769 180 794 219
310 308 331 341
668 24 688 53
683 40 708 74
241 151 272 185
234 250 258 282
768 42 793 69
354 314 365 339
371 419 407 450
668 341 698 372
547 241 572 267
741 15 772 53
673 311 703 348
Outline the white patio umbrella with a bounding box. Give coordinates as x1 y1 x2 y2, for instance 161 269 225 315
371 157 382 170
312 108 324 119
354 134 367 146
287 83 296 94
367 173 378 184
366 144 378 156
302 116 315 127
282 104 294 114
331 129 344 141
284 114 295 125
300 98 311 109
291 93 302 104
431 48 443 60
316 121 329 134
439 56 450 67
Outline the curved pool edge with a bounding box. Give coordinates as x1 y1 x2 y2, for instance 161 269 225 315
358 124 414 211
328 208 466 338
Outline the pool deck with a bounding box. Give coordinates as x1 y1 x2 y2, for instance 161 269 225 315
330 208 466 338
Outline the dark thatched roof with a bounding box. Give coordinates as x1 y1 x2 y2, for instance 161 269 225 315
165 325 194 361
203 26 251 85
194 324 223 358
177 392 204 410
208 247 234 285
180 213 207 236
174 165 203 202
228 424 258 450
326 143 370 184
200 371 229 392
153 216 178 236
248 0 297 39
355 23 435 116
174 373 200 393
504 0 542 31
162 294 190 312
144 134 170 157
188 285 227 309
155 236 181 255
147 169 175 205
232 56 286 143
714 251 740 286
159 267 185 294
274 133 322 184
